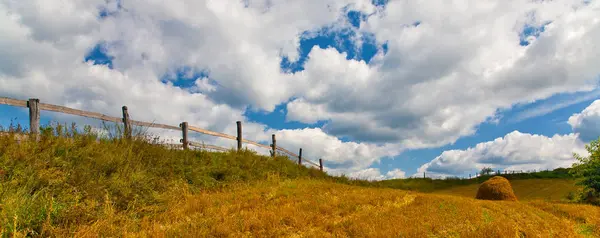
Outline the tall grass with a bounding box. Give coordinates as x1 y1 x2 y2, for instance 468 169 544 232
0 123 326 236
1 123 597 237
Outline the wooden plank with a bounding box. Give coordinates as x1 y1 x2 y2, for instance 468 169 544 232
40 103 178 131
188 141 230 152
0 97 27 107
276 146 319 167
129 120 180 130
6 98 178 131
241 139 271 149
276 146 299 157
304 160 320 168
187 126 237 140
38 103 122 123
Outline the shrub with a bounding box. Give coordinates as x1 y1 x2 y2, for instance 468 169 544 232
571 137 600 205
475 176 518 201
480 167 493 176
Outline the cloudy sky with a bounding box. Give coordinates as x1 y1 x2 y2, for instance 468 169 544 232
1 0 599 180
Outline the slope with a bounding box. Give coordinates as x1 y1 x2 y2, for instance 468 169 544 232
1 128 599 237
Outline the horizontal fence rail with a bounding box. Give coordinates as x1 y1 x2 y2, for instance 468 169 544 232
0 96 324 171
188 141 230 152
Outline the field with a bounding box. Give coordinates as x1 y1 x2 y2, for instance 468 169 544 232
434 179 581 202
1 127 599 237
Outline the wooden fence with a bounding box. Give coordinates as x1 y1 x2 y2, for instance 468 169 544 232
0 97 324 171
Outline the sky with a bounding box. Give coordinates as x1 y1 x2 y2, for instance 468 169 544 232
1 0 600 180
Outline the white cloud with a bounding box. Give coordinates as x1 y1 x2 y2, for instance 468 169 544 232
327 167 406 181
1 0 600 180
510 89 600 123
269 127 401 169
0 0 386 170
287 0 600 148
568 99 600 141
417 131 587 178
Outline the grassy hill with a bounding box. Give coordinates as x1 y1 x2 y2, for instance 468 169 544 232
1 127 599 237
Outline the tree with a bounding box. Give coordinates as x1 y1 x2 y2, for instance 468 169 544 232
571 137 600 205
480 167 493 176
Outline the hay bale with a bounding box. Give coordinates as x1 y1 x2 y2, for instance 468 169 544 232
475 176 518 201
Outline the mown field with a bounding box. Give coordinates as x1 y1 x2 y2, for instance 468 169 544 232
434 179 581 202
1 127 599 237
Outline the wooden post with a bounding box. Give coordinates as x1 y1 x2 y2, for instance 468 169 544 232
271 134 276 158
27 98 40 135
298 148 302 165
122 106 131 139
423 172 426 179
469 174 471 179
180 122 188 150
236 121 242 151
319 158 323 171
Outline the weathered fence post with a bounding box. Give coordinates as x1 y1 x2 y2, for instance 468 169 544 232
423 172 426 179
298 148 302 165
319 158 323 171
180 122 188 150
27 98 40 135
122 106 131 139
271 134 276 158
236 121 242 151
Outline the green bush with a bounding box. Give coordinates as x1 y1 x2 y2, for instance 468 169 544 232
571 137 600 205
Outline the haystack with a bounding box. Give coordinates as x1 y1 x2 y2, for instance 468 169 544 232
475 176 517 201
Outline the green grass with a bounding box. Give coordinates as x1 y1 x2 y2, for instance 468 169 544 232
1 123 599 237
0 124 328 236
433 179 582 201
370 168 578 193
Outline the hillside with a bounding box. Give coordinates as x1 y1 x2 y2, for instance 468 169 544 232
1 129 599 237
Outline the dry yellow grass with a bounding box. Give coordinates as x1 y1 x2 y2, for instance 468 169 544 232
2 130 598 237
52 178 600 238
435 179 582 202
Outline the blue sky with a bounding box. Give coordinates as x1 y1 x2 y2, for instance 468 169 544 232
1 0 599 180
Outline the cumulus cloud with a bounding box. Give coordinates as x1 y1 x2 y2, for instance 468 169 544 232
417 131 587 178
288 0 600 148
0 0 389 174
1 0 600 180
327 167 406 181
569 99 600 141
270 128 401 169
